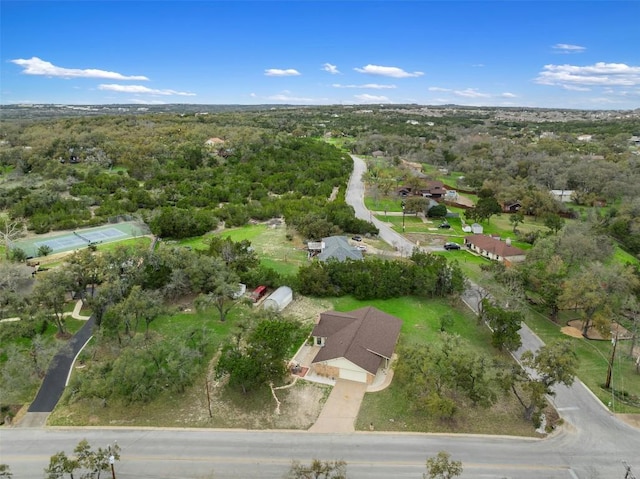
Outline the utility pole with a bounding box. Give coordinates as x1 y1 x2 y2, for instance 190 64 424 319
401 201 406 232
605 330 618 390
108 442 117 479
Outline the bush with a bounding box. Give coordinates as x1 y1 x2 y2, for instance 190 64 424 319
428 204 448 218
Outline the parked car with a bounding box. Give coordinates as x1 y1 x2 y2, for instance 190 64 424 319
351 235 362 241
439 223 451 229
444 242 461 250
356 245 367 251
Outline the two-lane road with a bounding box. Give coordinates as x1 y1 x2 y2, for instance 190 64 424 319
3 426 639 478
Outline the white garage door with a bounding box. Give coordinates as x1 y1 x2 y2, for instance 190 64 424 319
339 368 367 383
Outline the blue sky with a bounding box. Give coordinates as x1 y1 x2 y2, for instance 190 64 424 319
2 1 639 109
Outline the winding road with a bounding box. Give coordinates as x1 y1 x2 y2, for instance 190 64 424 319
2 155 639 478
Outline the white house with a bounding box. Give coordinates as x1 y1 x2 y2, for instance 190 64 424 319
550 190 575 203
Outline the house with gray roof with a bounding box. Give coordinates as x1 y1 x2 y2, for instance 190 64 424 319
310 307 403 384
309 236 363 262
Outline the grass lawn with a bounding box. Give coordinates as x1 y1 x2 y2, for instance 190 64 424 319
610 245 640 266
177 224 308 277
330 296 539 435
365 196 403 213
355 380 538 436
524 307 640 413
331 296 491 349
433 249 492 283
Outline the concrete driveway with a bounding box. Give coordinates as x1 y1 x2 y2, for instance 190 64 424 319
309 379 367 433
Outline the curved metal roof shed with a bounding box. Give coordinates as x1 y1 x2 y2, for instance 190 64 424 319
263 286 293 312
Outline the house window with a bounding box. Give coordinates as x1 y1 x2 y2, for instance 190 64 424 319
315 337 324 347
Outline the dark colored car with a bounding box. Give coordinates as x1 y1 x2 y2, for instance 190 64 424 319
444 242 461 250
351 235 362 241
439 223 451 229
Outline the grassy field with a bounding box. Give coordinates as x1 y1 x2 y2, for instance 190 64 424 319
177 223 308 277
524 307 640 413
330 296 540 435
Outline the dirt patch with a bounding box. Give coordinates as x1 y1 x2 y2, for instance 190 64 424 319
189 375 329 429
616 414 640 429
285 296 333 326
567 320 632 340
561 326 584 339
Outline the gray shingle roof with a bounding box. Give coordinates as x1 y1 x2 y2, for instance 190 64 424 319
317 236 363 262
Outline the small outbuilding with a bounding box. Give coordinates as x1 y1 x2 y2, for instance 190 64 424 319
263 286 293 312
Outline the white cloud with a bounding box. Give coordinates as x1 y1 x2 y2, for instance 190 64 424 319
11 57 148 80
322 63 340 74
453 88 491 98
264 68 301 77
354 94 391 103
354 64 423 78
98 84 195 96
266 93 319 103
472 64 485 68
535 62 640 87
430 86 514 99
332 83 396 89
130 99 167 105
562 85 591 92
552 43 587 53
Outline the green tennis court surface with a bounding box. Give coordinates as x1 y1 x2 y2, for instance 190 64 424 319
11 221 150 258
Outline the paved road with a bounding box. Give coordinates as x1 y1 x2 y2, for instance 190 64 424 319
346 155 419 257
27 316 95 413
2 426 639 478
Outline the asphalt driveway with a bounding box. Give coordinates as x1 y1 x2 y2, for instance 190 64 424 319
309 379 367 433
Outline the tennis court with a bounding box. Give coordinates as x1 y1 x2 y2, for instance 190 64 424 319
11 221 150 258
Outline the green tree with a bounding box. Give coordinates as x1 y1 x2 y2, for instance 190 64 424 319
108 285 163 338
424 451 463 479
216 317 303 394
67 248 102 299
37 244 53 257
509 211 524 233
9 247 27 262
404 196 429 215
544 213 565 235
0 464 12 478
559 262 638 337
189 256 243 322
286 459 347 479
427 204 448 218
505 341 578 423
45 439 120 479
31 270 74 336
480 299 523 351
395 334 497 418
205 236 259 274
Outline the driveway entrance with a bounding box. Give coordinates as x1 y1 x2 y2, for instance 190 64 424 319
309 379 367 433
